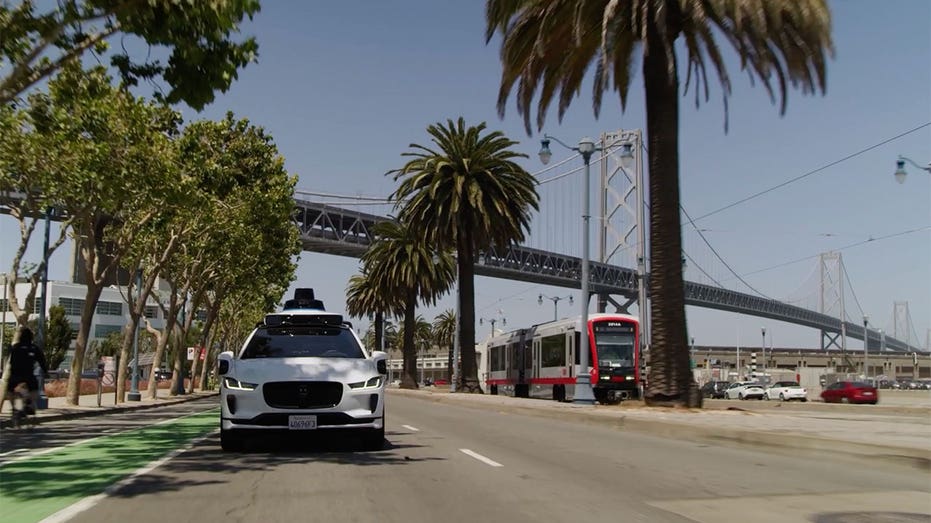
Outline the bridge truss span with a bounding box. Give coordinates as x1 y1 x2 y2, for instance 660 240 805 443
293 199 917 352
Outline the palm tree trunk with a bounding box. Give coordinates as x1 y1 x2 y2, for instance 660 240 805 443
457 238 480 393
642 10 700 408
401 291 418 389
374 311 384 353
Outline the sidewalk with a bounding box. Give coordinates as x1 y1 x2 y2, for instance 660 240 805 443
390 388 931 468
0 389 218 428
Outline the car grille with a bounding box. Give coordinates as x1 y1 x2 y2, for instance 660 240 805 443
263 381 343 409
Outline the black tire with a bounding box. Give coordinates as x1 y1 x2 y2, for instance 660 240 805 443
220 428 244 452
490 385 498 395
738 393 744 400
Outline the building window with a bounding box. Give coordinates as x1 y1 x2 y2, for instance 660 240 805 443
95 301 123 316
94 324 123 338
0 298 7 312
144 306 158 319
59 297 85 316
33 296 43 314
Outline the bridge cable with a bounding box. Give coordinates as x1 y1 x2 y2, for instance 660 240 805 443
687 121 931 224
736 226 930 279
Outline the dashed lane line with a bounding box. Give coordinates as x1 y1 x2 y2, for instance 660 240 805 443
460 448 503 467
402 425 420 432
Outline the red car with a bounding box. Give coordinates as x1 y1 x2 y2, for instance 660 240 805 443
820 381 878 404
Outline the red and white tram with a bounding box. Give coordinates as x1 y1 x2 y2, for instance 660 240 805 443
484 313 641 403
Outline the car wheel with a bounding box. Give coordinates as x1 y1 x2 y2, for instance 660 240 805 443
840 397 849 404
801 398 808 402
220 428 243 452
779 393 785 401
738 393 744 400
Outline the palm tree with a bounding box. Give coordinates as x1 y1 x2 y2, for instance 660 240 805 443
433 309 457 382
362 220 455 389
389 117 539 393
486 0 833 407
346 270 397 354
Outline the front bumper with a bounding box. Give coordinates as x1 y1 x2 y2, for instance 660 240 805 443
220 384 384 431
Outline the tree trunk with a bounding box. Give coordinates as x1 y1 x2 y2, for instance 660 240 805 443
66 281 104 405
641 12 700 408
457 236 481 393
374 311 384 353
400 291 418 389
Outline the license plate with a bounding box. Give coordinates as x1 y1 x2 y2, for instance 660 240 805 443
288 415 317 430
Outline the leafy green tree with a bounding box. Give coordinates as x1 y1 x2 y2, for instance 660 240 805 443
389 118 538 392
486 0 833 407
433 309 456 382
11 64 182 405
362 220 455 389
45 305 73 370
91 331 122 359
0 0 260 108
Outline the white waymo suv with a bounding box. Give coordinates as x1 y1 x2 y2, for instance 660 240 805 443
218 288 388 451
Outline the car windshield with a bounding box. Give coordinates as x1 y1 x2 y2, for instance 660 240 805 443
775 382 800 387
240 326 365 359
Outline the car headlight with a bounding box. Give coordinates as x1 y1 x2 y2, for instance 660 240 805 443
223 377 258 391
349 376 383 389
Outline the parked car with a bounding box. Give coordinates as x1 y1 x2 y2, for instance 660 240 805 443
724 381 765 400
700 381 730 399
154 369 173 381
765 381 808 402
820 381 878 404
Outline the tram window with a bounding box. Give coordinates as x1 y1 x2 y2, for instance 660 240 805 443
490 346 506 372
541 334 566 367
574 332 581 365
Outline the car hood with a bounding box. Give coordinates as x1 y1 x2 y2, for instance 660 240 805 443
230 357 378 384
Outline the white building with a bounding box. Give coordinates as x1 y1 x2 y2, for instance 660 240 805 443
1 280 166 370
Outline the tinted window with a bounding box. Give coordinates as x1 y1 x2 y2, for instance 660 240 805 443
241 326 364 359
593 321 636 368
851 381 872 388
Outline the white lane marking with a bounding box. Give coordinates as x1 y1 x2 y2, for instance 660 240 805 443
401 424 420 432
39 430 218 523
0 407 216 466
460 448 503 467
0 448 28 457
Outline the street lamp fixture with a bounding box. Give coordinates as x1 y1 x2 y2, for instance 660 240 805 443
479 315 506 336
539 133 618 405
894 156 931 184
538 293 573 321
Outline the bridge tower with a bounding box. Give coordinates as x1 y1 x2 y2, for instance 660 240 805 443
595 129 649 347
892 301 912 348
819 252 855 370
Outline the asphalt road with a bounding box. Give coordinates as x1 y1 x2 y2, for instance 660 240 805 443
1 395 928 523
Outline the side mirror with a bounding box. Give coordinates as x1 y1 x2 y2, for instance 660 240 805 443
371 350 388 375
217 351 234 375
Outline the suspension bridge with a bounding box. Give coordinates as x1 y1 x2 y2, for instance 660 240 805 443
291 129 925 353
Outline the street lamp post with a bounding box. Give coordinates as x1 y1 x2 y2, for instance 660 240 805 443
1 273 7 366
893 156 931 183
863 314 869 380
539 135 602 405
760 327 766 382
480 315 506 337
538 294 573 321
127 270 143 401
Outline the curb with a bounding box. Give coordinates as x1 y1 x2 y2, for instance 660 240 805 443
0 392 219 429
388 388 931 469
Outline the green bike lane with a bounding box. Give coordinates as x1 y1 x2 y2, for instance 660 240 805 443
0 408 219 523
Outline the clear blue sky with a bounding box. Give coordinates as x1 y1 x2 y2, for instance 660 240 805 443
3 0 929 350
